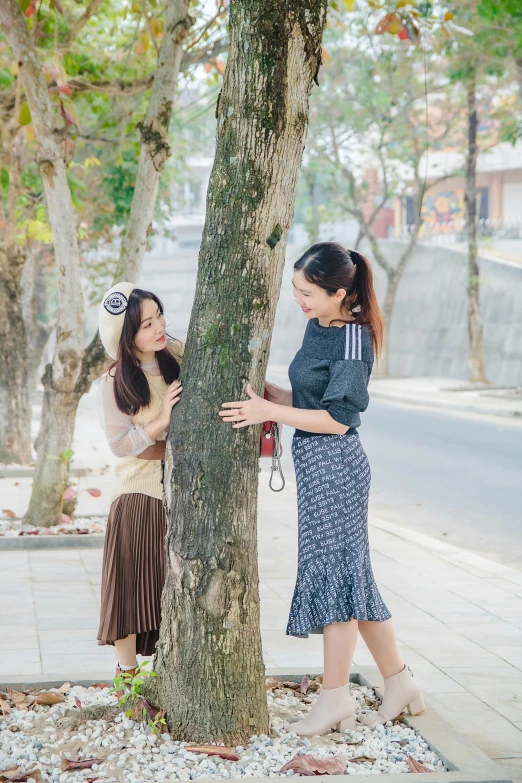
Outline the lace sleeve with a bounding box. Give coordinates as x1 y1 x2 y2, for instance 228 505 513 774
96 373 155 458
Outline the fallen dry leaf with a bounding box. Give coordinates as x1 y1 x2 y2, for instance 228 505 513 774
280 680 299 690
0 766 20 782
61 759 103 772
91 683 110 689
185 745 240 762
85 488 102 497
349 755 376 763
300 674 311 695
0 700 11 716
0 768 42 782
85 779 98 783
56 682 71 694
35 691 65 705
75 696 82 709
407 756 434 773
279 754 346 775
265 676 279 690
2 510 16 519
6 690 25 705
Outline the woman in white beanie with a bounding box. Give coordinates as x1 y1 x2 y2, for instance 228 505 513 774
96 283 184 675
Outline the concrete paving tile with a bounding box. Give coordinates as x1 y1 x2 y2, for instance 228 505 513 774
414 672 467 694
412 642 514 668
0 649 41 664
488 647 522 670
462 731 522 763
37 616 100 630
441 666 522 687
37 628 99 642
39 639 102 655
0 612 36 626
454 622 522 648
492 758 522 783
433 703 517 735
0 661 42 675
270 652 324 669
258 582 279 600
29 551 83 563
41 653 115 671
260 598 290 631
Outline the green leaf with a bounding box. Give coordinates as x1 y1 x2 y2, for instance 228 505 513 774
19 102 32 126
0 68 13 88
0 169 9 193
18 0 30 11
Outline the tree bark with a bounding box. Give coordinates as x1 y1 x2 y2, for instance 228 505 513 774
154 0 326 743
0 246 32 464
0 117 32 464
464 71 488 384
0 0 85 525
115 0 194 281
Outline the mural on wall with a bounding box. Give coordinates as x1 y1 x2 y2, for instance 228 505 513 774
422 190 464 225
406 187 489 231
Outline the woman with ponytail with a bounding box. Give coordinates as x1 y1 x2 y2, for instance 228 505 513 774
220 242 424 735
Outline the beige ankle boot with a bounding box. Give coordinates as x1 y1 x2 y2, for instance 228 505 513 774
363 665 425 725
291 683 356 737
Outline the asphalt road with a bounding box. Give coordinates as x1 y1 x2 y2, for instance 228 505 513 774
275 396 522 569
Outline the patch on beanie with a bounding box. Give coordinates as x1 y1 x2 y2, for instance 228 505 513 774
104 292 128 315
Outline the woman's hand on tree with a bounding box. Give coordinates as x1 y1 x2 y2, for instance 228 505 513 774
220 383 274 428
159 380 183 428
264 381 292 406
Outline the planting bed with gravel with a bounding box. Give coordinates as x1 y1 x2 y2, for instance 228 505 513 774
0 677 445 781
0 517 107 538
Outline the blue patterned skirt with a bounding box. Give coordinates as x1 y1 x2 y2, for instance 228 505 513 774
286 431 391 638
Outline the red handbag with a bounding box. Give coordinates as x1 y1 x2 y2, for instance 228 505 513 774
259 390 285 491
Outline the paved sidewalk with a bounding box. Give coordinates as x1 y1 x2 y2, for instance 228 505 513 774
2 477 522 779
369 376 522 420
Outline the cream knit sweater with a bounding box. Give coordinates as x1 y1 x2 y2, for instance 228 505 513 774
97 342 183 503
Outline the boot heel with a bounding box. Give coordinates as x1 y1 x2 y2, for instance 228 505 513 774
407 695 425 716
336 714 356 732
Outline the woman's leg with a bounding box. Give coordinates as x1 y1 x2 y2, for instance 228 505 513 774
357 619 404 678
323 619 359 688
114 634 137 668
358 619 425 724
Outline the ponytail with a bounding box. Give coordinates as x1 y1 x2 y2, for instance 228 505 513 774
294 242 384 358
350 251 383 358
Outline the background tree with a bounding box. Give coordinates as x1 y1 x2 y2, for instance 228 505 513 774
301 19 462 374
154 0 327 742
445 1 522 382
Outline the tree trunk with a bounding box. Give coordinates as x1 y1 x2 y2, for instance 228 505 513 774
154 0 327 743
0 246 32 464
377 272 399 377
116 0 194 280
0 0 85 526
6 0 192 523
464 72 488 384
0 119 32 464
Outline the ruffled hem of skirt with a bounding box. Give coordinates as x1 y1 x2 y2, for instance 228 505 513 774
285 556 392 638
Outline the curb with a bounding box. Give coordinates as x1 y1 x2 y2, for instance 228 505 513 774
0 535 105 550
0 666 510 783
370 390 522 420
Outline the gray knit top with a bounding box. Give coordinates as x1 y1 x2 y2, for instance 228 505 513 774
288 319 374 437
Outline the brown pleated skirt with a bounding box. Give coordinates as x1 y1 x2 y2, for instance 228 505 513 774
97 493 166 657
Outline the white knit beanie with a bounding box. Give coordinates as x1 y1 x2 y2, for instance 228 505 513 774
98 282 138 360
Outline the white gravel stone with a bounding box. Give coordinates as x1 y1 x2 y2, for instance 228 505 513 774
0 682 445 779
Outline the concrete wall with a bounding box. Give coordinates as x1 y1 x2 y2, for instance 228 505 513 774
136 240 522 387
365 241 522 386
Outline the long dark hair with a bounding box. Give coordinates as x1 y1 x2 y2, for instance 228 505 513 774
109 288 180 415
294 242 383 356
